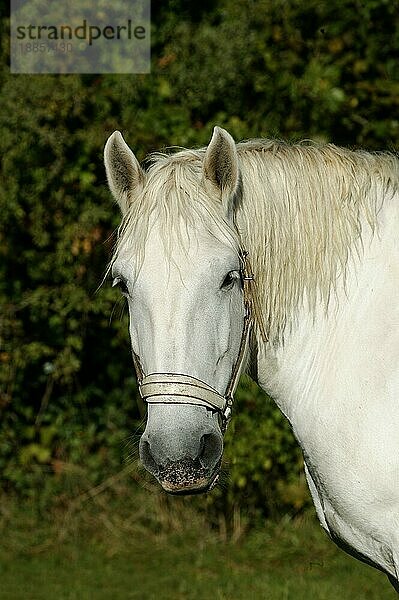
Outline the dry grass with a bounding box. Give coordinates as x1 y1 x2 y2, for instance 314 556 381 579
0 470 396 599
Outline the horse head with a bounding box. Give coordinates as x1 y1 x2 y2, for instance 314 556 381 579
104 127 250 494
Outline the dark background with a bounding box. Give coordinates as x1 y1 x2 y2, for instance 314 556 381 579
1 0 398 525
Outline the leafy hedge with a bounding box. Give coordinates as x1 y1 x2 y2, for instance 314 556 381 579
0 0 398 521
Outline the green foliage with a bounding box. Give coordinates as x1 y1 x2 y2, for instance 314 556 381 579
223 378 308 518
1 0 398 520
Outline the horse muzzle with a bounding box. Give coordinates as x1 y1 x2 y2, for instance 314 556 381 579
157 458 221 495
139 403 223 494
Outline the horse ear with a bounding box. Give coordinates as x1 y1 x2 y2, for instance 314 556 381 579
203 126 239 214
104 131 145 215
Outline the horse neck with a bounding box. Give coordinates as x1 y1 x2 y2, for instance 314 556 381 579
237 167 399 426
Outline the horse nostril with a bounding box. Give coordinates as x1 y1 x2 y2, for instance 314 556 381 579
199 432 223 469
199 434 206 457
139 439 159 474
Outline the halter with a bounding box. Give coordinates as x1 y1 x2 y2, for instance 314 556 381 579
131 250 267 433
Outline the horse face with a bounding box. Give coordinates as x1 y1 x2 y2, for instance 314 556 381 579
105 126 244 493
112 224 245 493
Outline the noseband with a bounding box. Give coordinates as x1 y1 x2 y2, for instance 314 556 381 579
132 250 267 433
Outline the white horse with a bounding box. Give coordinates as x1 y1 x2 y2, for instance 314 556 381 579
104 127 399 589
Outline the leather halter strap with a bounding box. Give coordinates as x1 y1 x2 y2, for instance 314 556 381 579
131 250 266 432
140 373 226 411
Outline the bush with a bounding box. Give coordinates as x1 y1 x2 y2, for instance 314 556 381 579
0 0 398 521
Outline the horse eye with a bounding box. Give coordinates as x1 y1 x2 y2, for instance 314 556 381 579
112 277 129 295
221 271 239 290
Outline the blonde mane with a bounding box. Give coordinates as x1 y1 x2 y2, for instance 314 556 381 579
113 140 399 343
113 150 240 274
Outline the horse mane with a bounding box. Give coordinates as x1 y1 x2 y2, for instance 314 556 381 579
235 140 398 341
112 139 399 343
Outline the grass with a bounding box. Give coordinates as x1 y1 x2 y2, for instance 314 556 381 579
0 483 396 600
